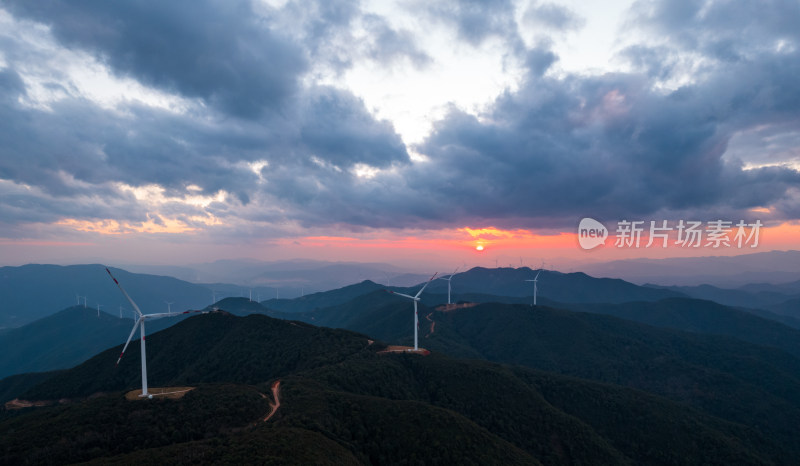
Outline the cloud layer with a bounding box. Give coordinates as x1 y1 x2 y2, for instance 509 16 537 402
0 0 799 243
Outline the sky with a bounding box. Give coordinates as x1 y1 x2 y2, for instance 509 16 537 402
1 0 799 271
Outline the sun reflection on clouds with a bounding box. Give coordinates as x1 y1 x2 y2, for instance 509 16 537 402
51 182 228 236
56 216 196 235
115 183 227 209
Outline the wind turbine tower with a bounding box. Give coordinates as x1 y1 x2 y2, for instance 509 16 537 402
388 273 438 351
106 267 201 398
440 267 459 305
524 262 545 306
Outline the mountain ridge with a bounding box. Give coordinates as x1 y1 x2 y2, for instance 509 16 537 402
3 311 792 464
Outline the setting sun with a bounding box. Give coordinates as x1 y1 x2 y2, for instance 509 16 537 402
476 245 484 251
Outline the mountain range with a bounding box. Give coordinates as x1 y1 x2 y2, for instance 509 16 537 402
581 249 800 287
0 306 185 380
0 265 212 328
4 262 800 463
4 264 800 381
3 312 796 464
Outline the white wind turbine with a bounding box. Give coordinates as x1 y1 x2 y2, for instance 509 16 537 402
440 267 459 305
388 273 438 351
524 262 545 306
106 267 201 398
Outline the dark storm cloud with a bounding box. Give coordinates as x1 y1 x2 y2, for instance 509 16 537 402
276 0 429 72
629 0 800 62
523 2 585 32
4 0 308 119
0 90 410 225
525 45 558 77
361 14 431 67
255 157 423 229
405 43 800 228
299 87 409 169
0 71 243 203
0 68 25 100
2 0 800 235
0 46 410 227
425 0 524 52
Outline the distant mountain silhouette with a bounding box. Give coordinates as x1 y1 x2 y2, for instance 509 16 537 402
581 249 800 287
768 297 800 319
646 282 799 309
144 258 429 296
260 268 684 315
262 280 385 313
0 264 213 327
415 267 685 303
0 306 179 379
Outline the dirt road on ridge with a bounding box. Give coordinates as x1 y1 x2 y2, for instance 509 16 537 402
263 380 281 422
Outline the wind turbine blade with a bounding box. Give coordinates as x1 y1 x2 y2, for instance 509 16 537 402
143 309 204 320
535 270 541 280
387 290 417 300
415 272 438 298
117 317 142 366
106 267 143 317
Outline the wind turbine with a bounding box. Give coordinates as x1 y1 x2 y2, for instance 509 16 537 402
439 267 459 305
106 267 201 398
96 303 103 317
524 262 545 306
165 301 173 316
388 273 438 351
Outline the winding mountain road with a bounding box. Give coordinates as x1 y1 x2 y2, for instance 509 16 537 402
263 380 281 422
425 312 435 337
